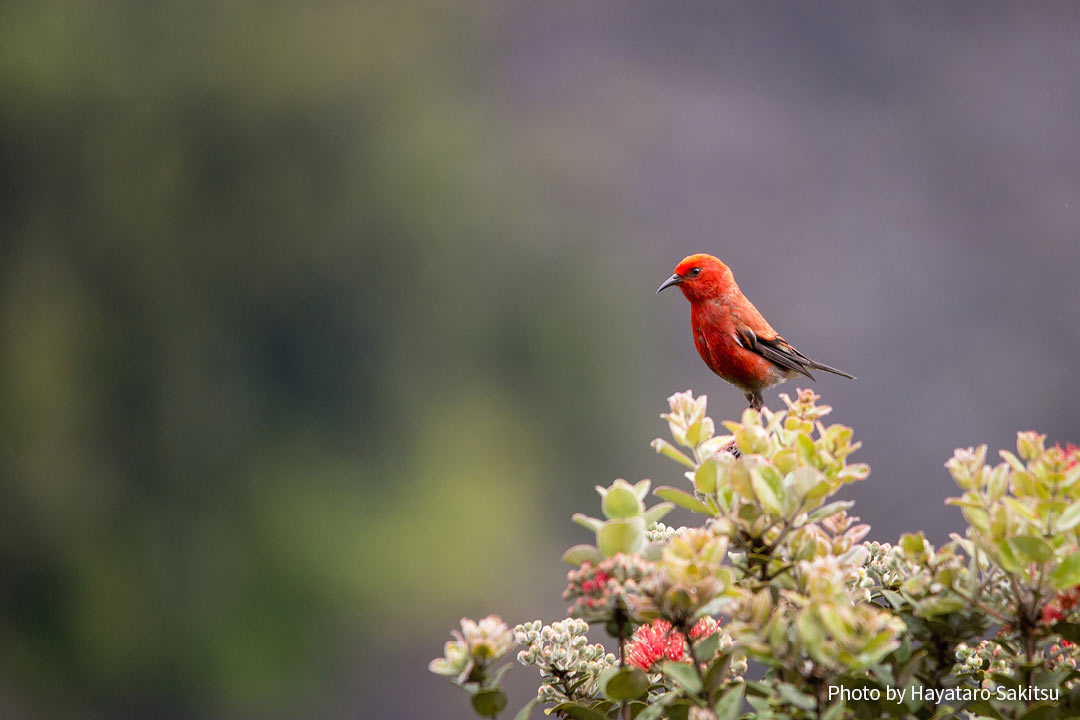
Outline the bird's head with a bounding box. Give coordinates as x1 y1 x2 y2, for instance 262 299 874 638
656 253 734 302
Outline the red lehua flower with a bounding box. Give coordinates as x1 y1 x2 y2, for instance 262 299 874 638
1043 602 1065 625
690 616 719 640
1061 586 1080 610
627 619 685 671
1043 584 1080 625
1066 443 1080 469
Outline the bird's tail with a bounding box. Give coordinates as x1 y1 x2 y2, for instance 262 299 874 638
808 361 855 380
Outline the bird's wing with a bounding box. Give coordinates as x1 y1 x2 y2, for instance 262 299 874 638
735 328 816 380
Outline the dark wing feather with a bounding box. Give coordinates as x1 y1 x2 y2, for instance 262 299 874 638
736 328 816 380
739 329 855 380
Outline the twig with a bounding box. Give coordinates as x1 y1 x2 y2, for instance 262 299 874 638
945 584 1012 625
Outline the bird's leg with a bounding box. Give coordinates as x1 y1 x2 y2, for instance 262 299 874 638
746 392 763 411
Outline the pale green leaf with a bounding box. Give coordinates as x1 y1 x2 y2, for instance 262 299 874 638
655 486 714 515
572 514 602 532
806 500 854 524
643 501 675 527
652 438 696 468
561 544 604 566
1050 552 1080 590
597 518 646 557
749 464 783 514
1008 536 1054 565
1056 501 1080 532
512 698 539 720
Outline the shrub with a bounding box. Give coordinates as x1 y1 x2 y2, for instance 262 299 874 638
430 390 1080 719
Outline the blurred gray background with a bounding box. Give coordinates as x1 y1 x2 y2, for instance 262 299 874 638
1 1 1078 718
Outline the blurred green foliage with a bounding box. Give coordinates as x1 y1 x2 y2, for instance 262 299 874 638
0 2 665 716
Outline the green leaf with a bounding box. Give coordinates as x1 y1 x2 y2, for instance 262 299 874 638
749 463 784 514
777 681 816 710
642 541 664 562
795 432 817 464
652 438 697 468
821 698 845 720
1008 536 1054 565
806 500 854 524
1053 622 1080 644
695 458 719 494
1019 703 1057 720
694 631 720 661
797 611 824 648
1063 461 1080 490
728 460 752 498
597 518 646 557
471 688 509 716
600 666 649 702
880 589 906 610
746 695 770 715
997 540 1022 573
1004 497 1041 522
1057 500 1080 532
573 514 603 532
1050 552 1080 589
686 419 709 446
999 449 1025 472
661 660 702 695
655 486 714 515
561 544 604 566
644 502 675 527
896 650 926 688
548 702 610 720
914 596 965 617
1036 665 1075 690
603 484 645 519
900 533 925 555
703 652 733 693
713 683 744 720
635 691 678 720
964 699 1003 719
512 698 539 720
870 661 895 688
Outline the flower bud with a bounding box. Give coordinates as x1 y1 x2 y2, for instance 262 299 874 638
1017 431 1045 461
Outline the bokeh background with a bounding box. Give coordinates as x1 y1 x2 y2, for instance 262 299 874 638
2 1 1079 718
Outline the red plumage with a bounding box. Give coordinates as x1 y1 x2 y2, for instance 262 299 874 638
657 253 853 410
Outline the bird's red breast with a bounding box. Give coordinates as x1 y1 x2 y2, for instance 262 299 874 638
658 253 854 409
689 290 789 394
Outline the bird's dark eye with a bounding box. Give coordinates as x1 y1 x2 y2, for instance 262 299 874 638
689 267 702 277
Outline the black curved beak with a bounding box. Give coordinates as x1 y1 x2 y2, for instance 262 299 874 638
656 273 682 294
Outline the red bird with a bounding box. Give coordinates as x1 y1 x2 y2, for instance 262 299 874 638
657 253 853 410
